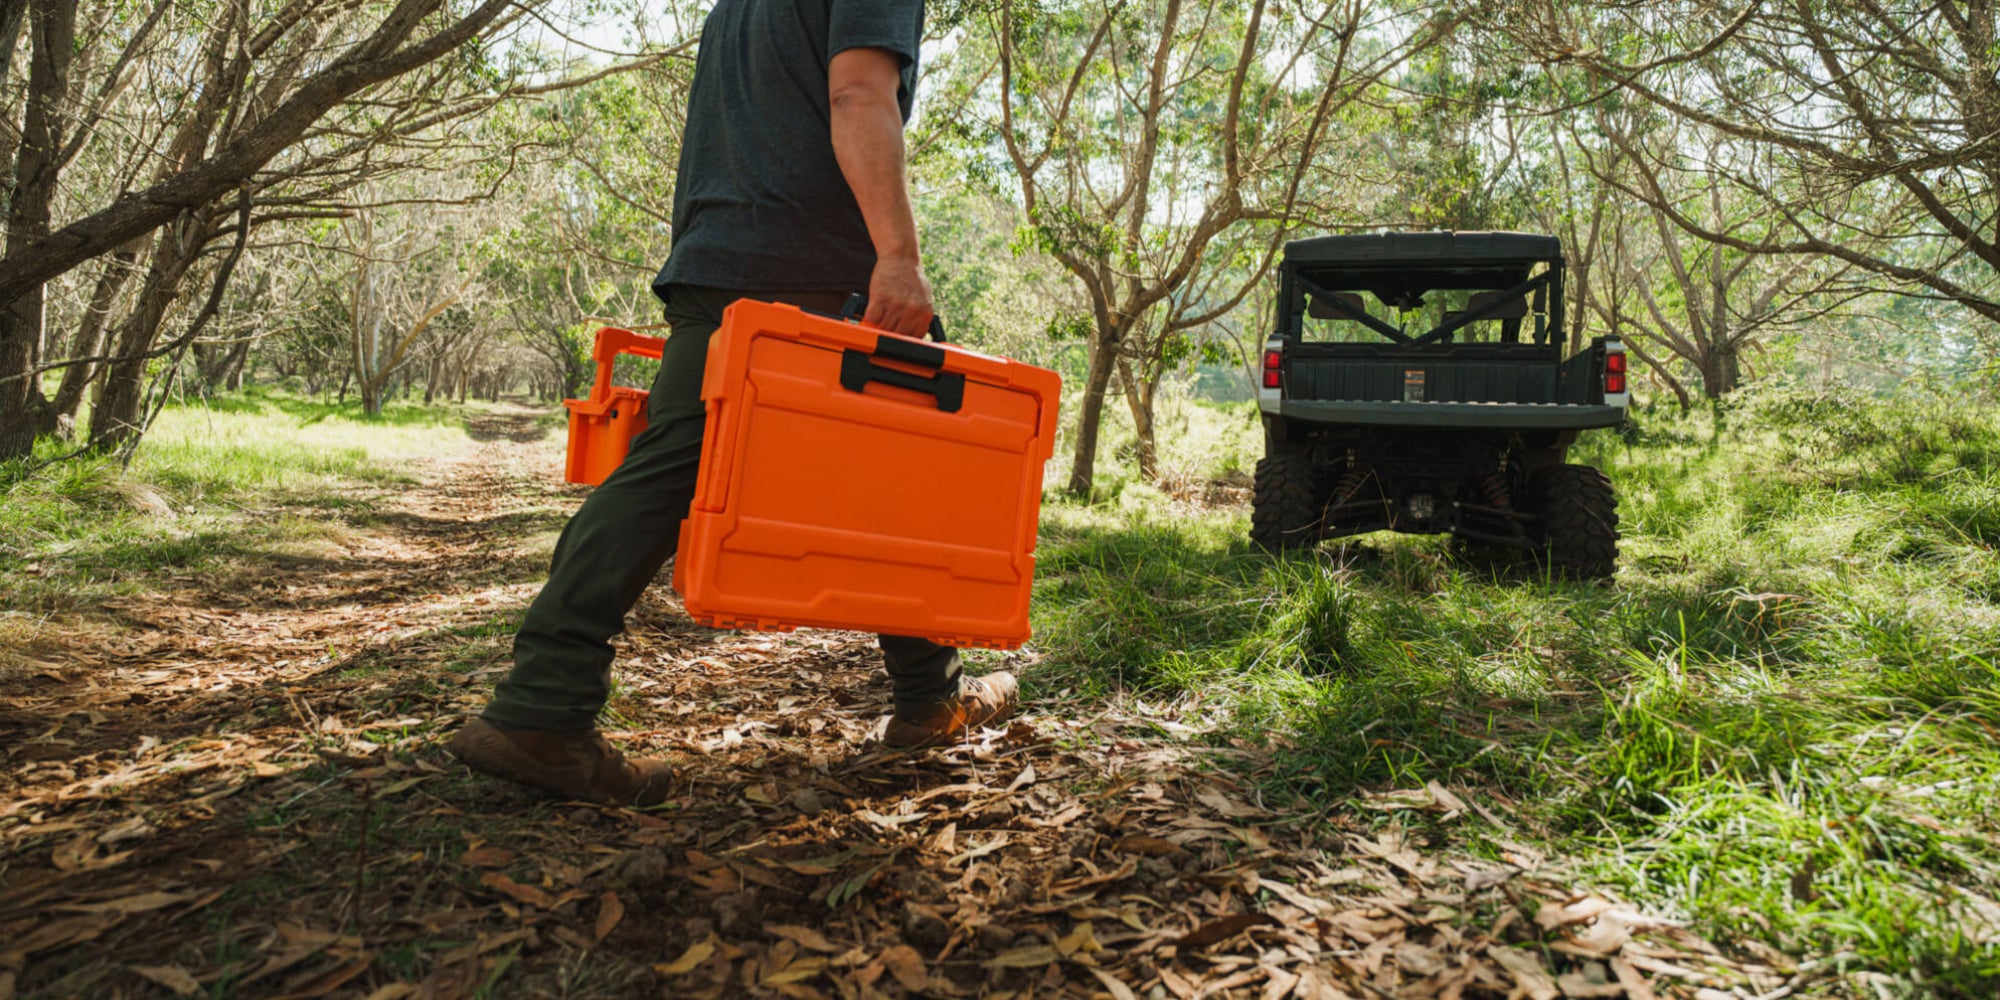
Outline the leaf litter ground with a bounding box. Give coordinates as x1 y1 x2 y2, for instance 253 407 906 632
1 411 1784 999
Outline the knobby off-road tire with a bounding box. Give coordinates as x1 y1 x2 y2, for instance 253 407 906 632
1530 464 1619 580
1252 453 1322 551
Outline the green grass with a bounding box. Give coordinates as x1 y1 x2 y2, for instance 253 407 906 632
1029 385 2000 996
0 389 483 613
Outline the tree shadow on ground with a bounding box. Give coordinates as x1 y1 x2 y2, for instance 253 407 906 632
462 410 556 444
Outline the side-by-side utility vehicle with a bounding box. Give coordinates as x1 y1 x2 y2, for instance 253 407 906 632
1253 231 1628 578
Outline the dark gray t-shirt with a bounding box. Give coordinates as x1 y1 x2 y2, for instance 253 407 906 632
652 0 925 298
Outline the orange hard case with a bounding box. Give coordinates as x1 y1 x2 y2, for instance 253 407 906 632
562 327 665 486
672 300 1061 649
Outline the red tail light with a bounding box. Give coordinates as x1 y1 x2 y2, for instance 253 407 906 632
1606 353 1627 374
1262 348 1282 389
1604 348 1627 395
1606 372 1627 394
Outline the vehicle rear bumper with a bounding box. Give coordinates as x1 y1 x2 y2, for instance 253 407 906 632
1270 399 1626 429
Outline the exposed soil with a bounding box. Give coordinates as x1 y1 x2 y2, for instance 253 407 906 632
0 411 1775 999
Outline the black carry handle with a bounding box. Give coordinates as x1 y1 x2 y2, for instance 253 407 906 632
839 334 965 413
841 293 947 343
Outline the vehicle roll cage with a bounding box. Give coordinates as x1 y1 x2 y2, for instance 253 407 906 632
1281 260 1567 348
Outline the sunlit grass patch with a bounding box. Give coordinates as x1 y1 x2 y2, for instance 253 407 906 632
0 390 485 613
1029 387 2000 993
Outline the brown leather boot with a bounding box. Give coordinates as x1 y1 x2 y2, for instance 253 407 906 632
447 718 676 806
883 672 1019 748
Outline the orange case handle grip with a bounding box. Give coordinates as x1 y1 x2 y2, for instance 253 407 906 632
838 293 948 343
587 327 666 403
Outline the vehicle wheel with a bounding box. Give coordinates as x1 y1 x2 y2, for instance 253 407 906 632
1529 464 1619 580
1252 453 1322 551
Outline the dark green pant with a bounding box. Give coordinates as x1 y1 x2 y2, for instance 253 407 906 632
483 285 962 732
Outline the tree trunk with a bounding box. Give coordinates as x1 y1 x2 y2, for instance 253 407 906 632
1698 338 1740 398
0 4 27 87
0 3 30 224
1115 355 1160 482
0 1 75 459
91 218 207 451
1067 326 1123 496
196 337 249 396
423 356 442 404
52 240 144 421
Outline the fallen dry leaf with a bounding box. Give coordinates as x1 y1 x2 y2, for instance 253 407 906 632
1050 856 1137 895
1555 971 1626 998
1537 894 1615 930
10 914 118 957
1427 780 1468 814
947 835 1010 866
96 816 156 844
878 944 928 991
594 891 624 943
1259 879 1330 916
856 808 925 830
1487 945 1560 1000
765 923 840 953
1111 834 1187 857
986 944 1061 969
1173 912 1277 949
1157 964 1199 999
1089 967 1138 1000
58 890 193 915
129 964 201 996
458 846 516 868
271 957 372 998
761 956 827 986
1195 788 1269 818
50 834 96 872
1261 966 1300 1000
1462 865 1519 891
689 864 743 895
1360 787 1438 811
1560 916 1631 956
1054 922 1101 957
655 935 718 976
779 853 850 876
479 872 556 909
1610 958 1659 1000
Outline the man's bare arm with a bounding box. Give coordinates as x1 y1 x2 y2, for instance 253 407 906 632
829 46 933 338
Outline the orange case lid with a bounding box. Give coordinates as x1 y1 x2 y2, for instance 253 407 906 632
674 300 1061 648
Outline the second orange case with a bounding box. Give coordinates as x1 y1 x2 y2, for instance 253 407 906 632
673 300 1061 649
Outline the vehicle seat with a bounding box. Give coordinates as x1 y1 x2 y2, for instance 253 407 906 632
1444 290 1529 342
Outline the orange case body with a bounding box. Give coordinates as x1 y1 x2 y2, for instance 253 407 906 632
562 328 665 486
672 300 1061 649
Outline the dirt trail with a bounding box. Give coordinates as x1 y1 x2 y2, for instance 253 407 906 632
0 414 1762 999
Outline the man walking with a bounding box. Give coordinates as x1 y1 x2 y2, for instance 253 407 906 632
449 0 1016 806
